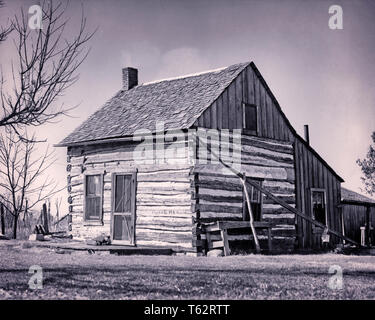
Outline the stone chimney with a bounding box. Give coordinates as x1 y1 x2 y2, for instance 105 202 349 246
122 67 138 90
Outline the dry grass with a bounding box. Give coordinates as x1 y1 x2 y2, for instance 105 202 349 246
0 241 374 300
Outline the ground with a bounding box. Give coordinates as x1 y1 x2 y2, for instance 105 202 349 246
0 241 374 299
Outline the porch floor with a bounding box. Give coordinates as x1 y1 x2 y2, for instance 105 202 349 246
30 240 175 255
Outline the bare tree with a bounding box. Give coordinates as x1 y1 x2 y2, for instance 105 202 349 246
0 130 59 238
0 1 94 139
0 1 13 43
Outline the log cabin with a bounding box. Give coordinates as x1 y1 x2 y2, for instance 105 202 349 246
56 61 347 254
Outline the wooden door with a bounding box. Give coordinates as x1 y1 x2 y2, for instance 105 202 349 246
111 172 137 245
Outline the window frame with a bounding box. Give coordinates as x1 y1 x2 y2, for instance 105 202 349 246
83 173 104 223
310 188 328 227
242 102 259 135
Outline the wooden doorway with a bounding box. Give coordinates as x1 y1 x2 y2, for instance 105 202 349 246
111 172 137 245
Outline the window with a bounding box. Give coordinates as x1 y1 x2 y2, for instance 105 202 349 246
311 189 327 226
84 174 103 221
243 103 258 133
243 179 263 221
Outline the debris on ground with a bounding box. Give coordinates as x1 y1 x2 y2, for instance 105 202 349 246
28 234 45 241
86 235 111 246
0 233 9 240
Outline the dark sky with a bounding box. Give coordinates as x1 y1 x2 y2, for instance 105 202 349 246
1 0 375 209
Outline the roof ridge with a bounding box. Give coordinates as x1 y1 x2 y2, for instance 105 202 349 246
140 62 249 86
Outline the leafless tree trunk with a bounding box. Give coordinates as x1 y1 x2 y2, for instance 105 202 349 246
0 1 94 140
54 196 62 230
0 203 5 234
0 130 59 238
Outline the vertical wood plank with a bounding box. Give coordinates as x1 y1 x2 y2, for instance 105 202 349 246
312 156 318 187
222 89 229 129
260 82 267 138
203 108 211 128
328 174 335 236
242 69 248 103
211 101 217 129
228 82 236 128
272 101 279 140
266 94 274 139
302 144 311 247
198 113 204 127
217 95 223 129
235 74 243 128
248 67 255 105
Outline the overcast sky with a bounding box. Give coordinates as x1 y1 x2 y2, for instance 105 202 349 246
1 0 374 213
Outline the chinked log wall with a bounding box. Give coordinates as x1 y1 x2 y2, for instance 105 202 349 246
67 137 194 250
191 132 297 252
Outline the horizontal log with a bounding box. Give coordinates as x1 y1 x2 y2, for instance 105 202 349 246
262 216 295 226
136 230 191 244
199 211 243 219
136 240 192 249
137 171 190 182
263 195 295 205
198 201 242 210
196 138 294 163
201 234 271 242
199 188 243 198
198 193 243 203
71 145 189 165
136 206 192 216
136 216 191 229
194 164 290 181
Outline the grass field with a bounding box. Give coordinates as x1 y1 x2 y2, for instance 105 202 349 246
0 241 374 300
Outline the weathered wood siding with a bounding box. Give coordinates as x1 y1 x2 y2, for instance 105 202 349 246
342 204 375 244
194 65 294 141
67 136 194 250
193 63 344 250
191 132 296 252
293 139 342 249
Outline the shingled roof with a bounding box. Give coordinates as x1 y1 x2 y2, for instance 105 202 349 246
341 187 375 205
58 62 250 146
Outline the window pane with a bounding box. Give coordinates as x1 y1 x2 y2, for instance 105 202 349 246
115 175 132 212
244 104 257 132
86 175 100 196
312 191 326 225
85 197 100 220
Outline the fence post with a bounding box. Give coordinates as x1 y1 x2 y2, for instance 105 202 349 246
42 203 49 234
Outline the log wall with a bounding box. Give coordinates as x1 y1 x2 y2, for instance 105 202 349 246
191 133 296 252
67 136 194 250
